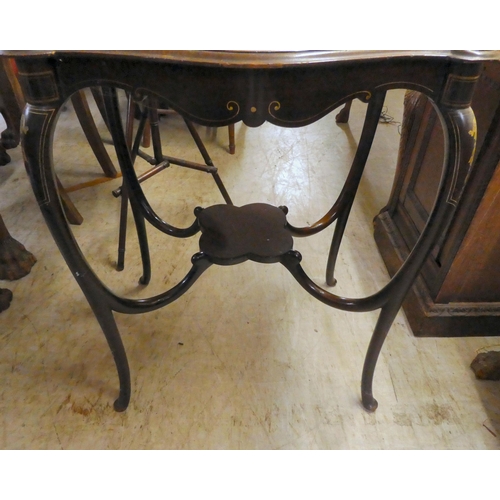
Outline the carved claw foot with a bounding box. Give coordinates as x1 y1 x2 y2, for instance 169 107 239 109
1 128 19 150
0 214 37 281
0 234 37 281
0 146 10 166
0 288 13 313
113 396 129 412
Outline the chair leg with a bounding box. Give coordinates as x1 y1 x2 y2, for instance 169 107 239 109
148 99 164 163
115 96 233 275
71 90 118 178
183 118 233 205
115 96 156 274
90 87 112 135
56 176 84 225
54 89 118 226
228 123 235 154
103 87 152 284
116 186 129 272
141 117 151 148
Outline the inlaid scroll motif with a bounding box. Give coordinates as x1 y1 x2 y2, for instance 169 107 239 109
266 91 372 126
226 101 240 119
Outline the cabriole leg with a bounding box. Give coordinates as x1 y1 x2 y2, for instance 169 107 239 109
86 296 131 411
361 301 401 411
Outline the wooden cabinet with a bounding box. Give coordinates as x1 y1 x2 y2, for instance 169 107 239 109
374 61 500 337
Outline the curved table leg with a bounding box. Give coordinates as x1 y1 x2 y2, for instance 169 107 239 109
21 103 132 409
360 103 477 411
87 295 131 411
22 100 215 410
283 101 477 411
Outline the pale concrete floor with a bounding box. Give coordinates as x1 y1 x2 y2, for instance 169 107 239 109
1 90 499 449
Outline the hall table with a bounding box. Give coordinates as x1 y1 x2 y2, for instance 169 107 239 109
3 50 500 412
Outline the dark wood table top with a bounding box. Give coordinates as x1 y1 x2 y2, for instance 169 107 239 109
2 49 500 67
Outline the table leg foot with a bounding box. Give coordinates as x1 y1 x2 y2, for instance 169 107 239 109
114 394 130 412
361 393 378 412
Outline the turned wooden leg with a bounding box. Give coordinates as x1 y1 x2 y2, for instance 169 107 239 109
0 214 37 281
228 123 235 154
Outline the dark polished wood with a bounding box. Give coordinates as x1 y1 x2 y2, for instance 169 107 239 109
4 49 499 413
198 204 293 264
374 60 500 337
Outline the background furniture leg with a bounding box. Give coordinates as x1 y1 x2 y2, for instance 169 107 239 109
0 58 23 166
0 288 13 312
71 90 118 178
56 177 84 225
336 100 353 123
0 213 37 281
228 123 235 154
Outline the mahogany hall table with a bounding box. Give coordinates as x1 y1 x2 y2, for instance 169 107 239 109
3 50 499 412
